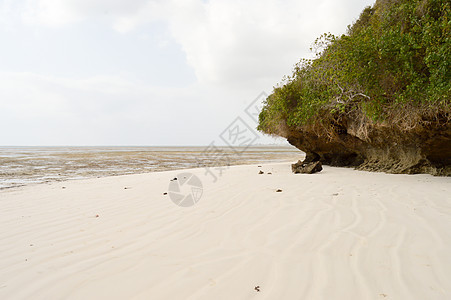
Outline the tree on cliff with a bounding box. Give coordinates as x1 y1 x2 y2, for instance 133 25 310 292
258 0 450 175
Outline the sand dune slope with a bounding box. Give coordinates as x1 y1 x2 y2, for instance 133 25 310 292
1 163 450 299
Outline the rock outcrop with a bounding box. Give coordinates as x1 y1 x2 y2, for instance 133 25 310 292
292 160 323 174
286 118 451 176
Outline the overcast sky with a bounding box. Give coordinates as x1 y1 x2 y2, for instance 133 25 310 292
0 0 375 146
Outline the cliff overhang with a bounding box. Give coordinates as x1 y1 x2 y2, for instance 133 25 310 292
283 115 451 176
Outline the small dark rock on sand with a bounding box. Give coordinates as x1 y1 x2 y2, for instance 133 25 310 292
254 286 260 292
163 192 168 195
276 189 283 192
258 170 264 174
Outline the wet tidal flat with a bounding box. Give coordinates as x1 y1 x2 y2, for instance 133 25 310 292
0 146 302 189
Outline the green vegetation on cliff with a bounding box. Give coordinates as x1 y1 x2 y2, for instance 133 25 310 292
258 0 450 136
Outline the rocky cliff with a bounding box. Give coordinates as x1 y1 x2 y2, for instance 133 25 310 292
258 0 450 176
285 113 451 176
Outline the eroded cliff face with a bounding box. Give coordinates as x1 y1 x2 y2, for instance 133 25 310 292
285 118 451 176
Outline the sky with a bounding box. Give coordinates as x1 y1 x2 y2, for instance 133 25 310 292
0 0 375 146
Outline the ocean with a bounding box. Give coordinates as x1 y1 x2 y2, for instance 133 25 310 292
0 145 302 190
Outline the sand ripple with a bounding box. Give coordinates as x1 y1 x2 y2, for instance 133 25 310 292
0 163 450 299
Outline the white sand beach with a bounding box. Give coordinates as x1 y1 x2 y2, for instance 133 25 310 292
1 163 450 299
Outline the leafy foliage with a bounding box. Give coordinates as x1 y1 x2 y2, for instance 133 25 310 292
258 0 450 135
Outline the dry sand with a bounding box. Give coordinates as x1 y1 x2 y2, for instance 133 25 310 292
0 163 450 299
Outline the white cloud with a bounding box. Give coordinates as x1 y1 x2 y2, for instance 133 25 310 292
14 0 375 87
20 0 161 27
21 0 81 26
164 0 375 86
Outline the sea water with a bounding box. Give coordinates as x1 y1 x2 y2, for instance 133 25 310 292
0 146 302 189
